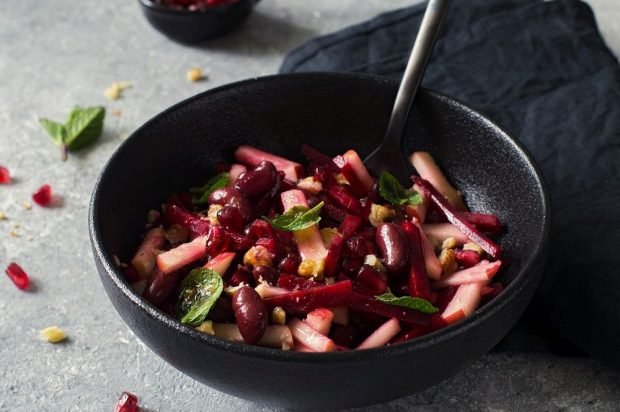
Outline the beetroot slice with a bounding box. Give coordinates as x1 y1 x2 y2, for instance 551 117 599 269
301 144 340 172
164 204 210 238
277 273 321 291
338 214 362 240
402 221 432 300
459 211 502 234
263 280 353 315
349 292 431 326
412 177 501 259
324 235 344 277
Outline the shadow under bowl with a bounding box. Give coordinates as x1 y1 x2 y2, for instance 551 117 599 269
89 72 550 409
138 0 259 44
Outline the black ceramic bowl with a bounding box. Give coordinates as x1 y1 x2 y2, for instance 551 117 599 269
138 0 259 44
89 73 549 409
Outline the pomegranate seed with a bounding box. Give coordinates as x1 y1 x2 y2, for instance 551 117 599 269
114 392 138 412
0 166 11 184
32 184 53 206
5 263 30 290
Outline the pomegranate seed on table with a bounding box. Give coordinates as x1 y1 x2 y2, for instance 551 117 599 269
0 166 11 183
32 184 53 206
114 391 138 412
5 262 30 290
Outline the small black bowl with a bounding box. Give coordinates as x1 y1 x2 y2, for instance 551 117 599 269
138 0 259 44
89 73 550 409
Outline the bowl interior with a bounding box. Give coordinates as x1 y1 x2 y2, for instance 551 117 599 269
90 72 548 407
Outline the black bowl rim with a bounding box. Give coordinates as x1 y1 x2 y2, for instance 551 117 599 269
89 71 550 364
137 0 255 15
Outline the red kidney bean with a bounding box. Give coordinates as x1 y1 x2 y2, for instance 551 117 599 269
208 187 242 206
278 253 301 274
232 286 267 344
375 223 409 275
143 269 183 305
234 160 277 198
217 206 244 233
344 235 377 258
228 267 254 287
208 187 253 222
252 265 279 285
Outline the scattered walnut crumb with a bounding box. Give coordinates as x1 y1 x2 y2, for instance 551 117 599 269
40 326 67 343
186 68 205 82
22 201 32 210
0 212 6 220
9 230 19 238
111 109 123 117
104 81 131 101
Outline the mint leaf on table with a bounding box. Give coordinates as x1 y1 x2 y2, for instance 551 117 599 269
379 171 422 206
376 292 439 314
265 201 324 231
190 172 230 205
39 106 106 161
178 268 224 326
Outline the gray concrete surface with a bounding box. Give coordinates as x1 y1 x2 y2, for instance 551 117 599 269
1 0 619 411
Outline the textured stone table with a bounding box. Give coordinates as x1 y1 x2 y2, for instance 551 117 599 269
1 1 619 410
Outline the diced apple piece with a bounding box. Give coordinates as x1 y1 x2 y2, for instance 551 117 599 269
332 150 374 196
357 318 401 350
156 235 207 274
228 164 247 187
422 223 470 245
413 220 442 280
255 283 290 298
131 227 166 279
260 325 294 350
304 308 334 335
289 318 336 352
204 252 235 275
294 341 316 352
410 152 467 211
441 281 486 325
432 260 501 289
235 145 304 182
281 190 328 263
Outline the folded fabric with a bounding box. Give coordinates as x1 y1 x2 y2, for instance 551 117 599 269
280 0 620 367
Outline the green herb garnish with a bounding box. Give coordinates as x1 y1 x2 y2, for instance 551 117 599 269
177 268 224 326
190 172 230 205
39 106 105 161
379 171 422 206
376 292 438 314
265 201 324 232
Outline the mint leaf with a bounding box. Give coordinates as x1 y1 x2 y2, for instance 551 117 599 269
64 106 105 150
376 292 438 314
39 106 105 161
178 268 224 326
379 171 422 206
265 201 324 231
190 172 230 205
39 119 67 146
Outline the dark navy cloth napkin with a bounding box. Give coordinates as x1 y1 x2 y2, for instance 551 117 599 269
280 0 620 367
